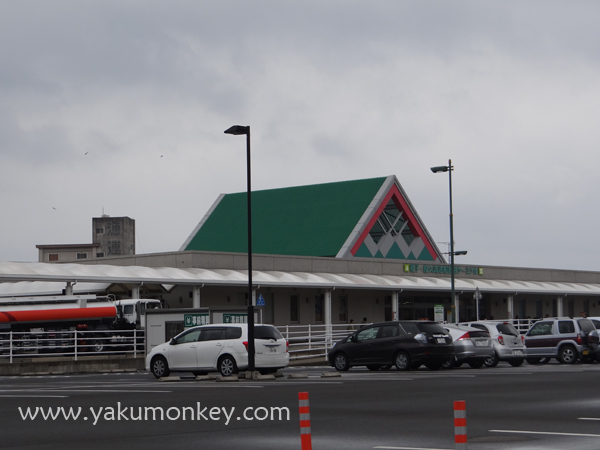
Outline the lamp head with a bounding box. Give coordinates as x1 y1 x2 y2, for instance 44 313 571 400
224 125 250 135
454 250 468 256
430 165 449 173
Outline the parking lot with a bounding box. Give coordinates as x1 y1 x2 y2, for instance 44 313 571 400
2 361 600 450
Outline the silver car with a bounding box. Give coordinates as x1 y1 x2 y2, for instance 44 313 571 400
461 321 526 367
443 324 493 368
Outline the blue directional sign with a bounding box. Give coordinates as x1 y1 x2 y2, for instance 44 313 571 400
256 294 265 306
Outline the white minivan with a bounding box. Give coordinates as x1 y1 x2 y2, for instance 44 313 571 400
146 323 289 378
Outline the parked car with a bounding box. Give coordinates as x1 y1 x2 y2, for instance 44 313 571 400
442 324 494 369
460 321 526 367
589 317 600 329
146 323 289 378
328 320 454 372
524 317 600 364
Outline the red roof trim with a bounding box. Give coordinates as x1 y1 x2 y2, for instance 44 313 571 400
350 184 438 260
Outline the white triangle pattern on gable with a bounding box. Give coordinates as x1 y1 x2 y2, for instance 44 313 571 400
336 176 442 262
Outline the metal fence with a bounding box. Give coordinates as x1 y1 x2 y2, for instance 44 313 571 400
276 324 354 361
0 326 345 364
511 318 539 335
0 319 542 365
276 319 542 361
0 329 144 363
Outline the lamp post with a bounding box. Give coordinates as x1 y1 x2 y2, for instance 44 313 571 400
224 125 255 372
431 159 467 323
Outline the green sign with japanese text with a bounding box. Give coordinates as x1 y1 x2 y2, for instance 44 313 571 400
403 264 483 276
223 313 247 324
184 313 209 328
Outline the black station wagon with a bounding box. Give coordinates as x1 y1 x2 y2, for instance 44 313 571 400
328 320 454 371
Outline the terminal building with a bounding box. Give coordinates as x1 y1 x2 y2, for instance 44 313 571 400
2 175 600 328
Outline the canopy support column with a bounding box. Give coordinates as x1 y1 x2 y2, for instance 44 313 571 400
325 289 333 351
556 296 563 317
506 295 514 319
392 291 399 321
193 286 201 309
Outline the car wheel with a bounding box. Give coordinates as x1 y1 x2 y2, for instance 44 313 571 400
218 355 239 377
366 365 381 371
425 362 442 371
484 352 499 368
508 359 524 367
394 352 411 371
91 339 104 353
526 357 541 364
441 359 455 369
468 361 484 369
333 353 350 372
151 356 170 379
558 345 577 364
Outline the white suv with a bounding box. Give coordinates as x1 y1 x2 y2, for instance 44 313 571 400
146 323 289 378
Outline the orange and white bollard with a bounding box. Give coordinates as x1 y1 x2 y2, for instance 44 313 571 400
454 400 467 449
298 392 312 450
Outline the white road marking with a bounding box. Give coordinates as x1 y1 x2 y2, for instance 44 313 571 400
35 389 173 393
0 388 172 393
0 395 69 398
579 418 600 421
490 429 600 438
374 446 451 450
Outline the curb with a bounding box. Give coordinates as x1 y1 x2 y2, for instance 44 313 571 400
321 371 341 378
216 375 239 382
288 373 309 379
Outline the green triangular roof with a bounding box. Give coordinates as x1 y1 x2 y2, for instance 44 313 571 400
182 177 388 257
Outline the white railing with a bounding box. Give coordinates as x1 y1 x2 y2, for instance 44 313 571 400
0 329 144 363
0 319 544 365
276 324 355 361
0 325 343 364
511 318 539 335
277 319 542 361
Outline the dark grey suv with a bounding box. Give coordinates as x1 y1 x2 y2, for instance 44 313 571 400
525 317 599 364
328 321 454 371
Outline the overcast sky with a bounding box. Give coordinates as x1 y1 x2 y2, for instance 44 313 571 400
1 1 599 271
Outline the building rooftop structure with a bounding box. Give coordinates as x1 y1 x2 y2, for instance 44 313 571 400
4 175 599 325
36 216 135 263
181 176 444 262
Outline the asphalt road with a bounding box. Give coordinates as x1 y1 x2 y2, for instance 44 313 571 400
1 361 600 450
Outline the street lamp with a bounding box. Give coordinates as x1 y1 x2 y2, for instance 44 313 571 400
224 125 255 373
431 159 467 323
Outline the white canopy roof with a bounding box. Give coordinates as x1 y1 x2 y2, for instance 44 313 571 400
1 261 600 297
0 280 111 297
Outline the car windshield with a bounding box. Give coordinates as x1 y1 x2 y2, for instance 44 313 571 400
254 325 283 340
496 323 519 336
